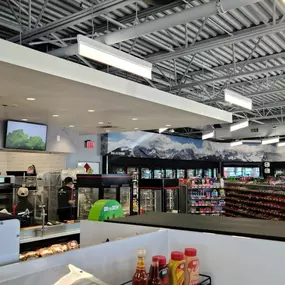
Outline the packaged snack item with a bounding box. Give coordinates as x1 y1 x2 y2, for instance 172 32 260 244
169 251 185 285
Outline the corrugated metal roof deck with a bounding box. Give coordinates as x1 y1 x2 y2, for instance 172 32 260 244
1 0 285 127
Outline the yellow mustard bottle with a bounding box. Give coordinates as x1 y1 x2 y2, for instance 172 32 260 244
168 251 185 285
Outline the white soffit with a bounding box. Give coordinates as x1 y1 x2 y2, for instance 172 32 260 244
0 39 232 132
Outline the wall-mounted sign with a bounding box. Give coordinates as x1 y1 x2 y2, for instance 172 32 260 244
84 140 95 149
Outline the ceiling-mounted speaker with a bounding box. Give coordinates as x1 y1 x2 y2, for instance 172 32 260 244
144 0 176 5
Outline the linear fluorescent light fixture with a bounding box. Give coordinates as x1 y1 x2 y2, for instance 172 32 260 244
77 35 152 79
261 137 279 145
202 131 215 140
159 128 168 133
277 142 285 147
230 119 249 132
231 141 243 147
224 89 252 110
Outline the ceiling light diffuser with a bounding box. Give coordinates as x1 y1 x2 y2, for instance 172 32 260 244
22 118 28 121
98 122 104 125
231 141 243 147
132 118 138 121
277 142 285 147
159 128 168 133
77 35 153 79
202 131 215 140
26 97 35 101
88 109 95 113
224 89 252 110
262 137 279 145
69 125 74 128
52 114 59 117
230 119 249 132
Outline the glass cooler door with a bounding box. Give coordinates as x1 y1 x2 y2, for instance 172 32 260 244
165 169 176 179
187 169 195 178
77 187 99 220
103 187 117 200
154 169 164 179
165 188 179 213
177 169 185 179
120 186 131 216
139 189 162 214
141 168 151 179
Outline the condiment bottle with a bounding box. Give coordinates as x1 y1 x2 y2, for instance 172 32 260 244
148 257 162 285
152 255 168 285
132 248 148 285
184 248 200 285
168 251 185 285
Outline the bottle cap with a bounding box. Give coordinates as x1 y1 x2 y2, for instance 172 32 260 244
185 248 197 257
137 248 146 258
171 251 184 261
153 255 167 266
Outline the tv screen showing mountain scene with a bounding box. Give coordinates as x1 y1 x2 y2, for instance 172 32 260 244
5 121 47 151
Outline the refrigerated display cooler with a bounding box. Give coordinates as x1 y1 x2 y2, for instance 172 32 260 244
138 179 180 214
165 169 176 179
223 167 260 178
76 174 133 219
141 168 151 179
153 169 164 179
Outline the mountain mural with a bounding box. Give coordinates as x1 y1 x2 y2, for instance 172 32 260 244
103 131 285 162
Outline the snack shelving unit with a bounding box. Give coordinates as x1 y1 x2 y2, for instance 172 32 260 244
180 179 226 216
224 182 285 220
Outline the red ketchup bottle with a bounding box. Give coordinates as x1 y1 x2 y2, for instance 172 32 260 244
148 257 162 285
151 255 168 285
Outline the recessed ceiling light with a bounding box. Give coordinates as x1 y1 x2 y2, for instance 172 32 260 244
106 129 110 133
22 118 28 121
132 118 138 121
88 109 95 113
98 122 104 125
134 128 139 130
166 124 171 127
69 125 74 128
52 114 59 117
26 98 35 101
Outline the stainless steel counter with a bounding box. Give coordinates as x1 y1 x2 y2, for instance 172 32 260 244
20 223 80 244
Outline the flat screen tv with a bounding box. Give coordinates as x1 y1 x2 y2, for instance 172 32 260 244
5 120 47 151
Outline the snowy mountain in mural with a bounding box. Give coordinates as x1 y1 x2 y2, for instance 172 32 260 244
106 131 285 162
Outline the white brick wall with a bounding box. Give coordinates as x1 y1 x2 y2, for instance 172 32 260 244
0 151 67 175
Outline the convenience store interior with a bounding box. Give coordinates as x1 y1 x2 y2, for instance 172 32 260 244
1 0 285 284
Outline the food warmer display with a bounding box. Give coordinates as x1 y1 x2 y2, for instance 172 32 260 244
138 178 181 214
76 174 133 219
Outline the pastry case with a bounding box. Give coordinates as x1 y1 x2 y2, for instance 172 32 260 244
76 174 133 218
